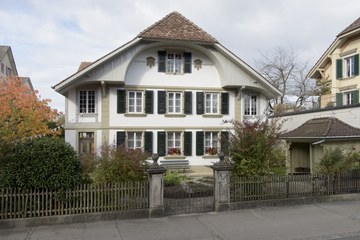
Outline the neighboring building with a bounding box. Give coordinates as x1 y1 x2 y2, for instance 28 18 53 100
0 45 33 90
280 117 360 174
53 11 281 165
309 17 360 108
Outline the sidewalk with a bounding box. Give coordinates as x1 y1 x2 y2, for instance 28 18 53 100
2 200 360 240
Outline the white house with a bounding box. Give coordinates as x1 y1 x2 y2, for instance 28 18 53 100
53 11 281 166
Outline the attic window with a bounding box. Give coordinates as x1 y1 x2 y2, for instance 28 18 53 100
158 50 191 74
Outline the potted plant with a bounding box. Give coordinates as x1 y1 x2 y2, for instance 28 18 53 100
206 147 217 155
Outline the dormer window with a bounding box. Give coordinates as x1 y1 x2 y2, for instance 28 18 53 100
158 50 191 74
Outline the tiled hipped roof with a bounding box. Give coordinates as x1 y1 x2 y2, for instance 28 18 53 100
338 16 360 36
280 117 360 139
138 11 218 44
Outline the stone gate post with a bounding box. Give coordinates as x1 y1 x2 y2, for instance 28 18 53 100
211 152 232 212
146 153 166 218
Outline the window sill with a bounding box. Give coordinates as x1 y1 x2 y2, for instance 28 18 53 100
164 155 186 160
202 154 218 159
202 114 223 118
124 113 147 117
165 114 186 118
78 113 98 118
244 115 259 120
165 72 184 75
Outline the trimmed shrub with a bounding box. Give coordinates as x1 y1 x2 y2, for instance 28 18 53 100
0 137 82 189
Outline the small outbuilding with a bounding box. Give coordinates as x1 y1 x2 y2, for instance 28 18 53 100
280 117 360 174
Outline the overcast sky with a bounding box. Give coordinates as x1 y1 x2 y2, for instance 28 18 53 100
1 0 360 112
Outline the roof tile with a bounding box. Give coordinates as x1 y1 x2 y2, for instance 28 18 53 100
138 11 218 44
338 16 360 36
280 117 360 139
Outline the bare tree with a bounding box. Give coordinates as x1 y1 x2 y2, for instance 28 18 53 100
255 47 317 112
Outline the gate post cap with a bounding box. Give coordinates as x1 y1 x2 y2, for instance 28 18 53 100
147 153 166 174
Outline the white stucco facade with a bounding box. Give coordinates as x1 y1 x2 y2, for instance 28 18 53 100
54 12 281 166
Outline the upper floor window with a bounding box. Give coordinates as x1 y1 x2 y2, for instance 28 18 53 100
158 51 191 74
244 94 257 116
168 92 182 114
344 91 355 105
336 54 359 79
205 93 219 114
128 91 143 113
166 53 182 73
6 67 11 76
117 90 153 114
79 90 95 113
1 63 4 74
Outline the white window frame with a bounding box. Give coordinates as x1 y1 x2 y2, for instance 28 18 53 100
167 92 182 114
344 55 355 78
167 131 182 155
205 93 219 114
344 91 354 105
204 132 218 154
127 132 143 150
127 91 143 113
79 90 96 113
244 94 257 116
166 52 183 74
79 132 95 157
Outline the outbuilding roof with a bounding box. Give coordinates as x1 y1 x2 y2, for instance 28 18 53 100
280 117 360 141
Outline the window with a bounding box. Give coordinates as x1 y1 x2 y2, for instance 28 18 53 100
344 55 355 78
158 51 191 74
205 93 219 114
336 54 359 79
6 67 11 76
1 63 4 74
168 92 182 114
166 53 182 73
79 90 95 113
244 95 257 116
128 91 143 113
167 132 182 155
344 91 355 105
79 132 94 157
127 132 142 150
204 132 218 155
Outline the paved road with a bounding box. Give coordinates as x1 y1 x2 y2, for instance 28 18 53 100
1 201 360 240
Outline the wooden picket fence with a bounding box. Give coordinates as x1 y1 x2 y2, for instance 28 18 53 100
231 171 360 202
0 181 148 220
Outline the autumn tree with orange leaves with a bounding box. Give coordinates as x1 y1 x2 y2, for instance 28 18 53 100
0 77 58 143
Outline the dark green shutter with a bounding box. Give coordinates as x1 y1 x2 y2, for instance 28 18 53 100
336 59 343 79
158 91 166 114
221 92 229 115
184 91 192 114
184 52 192 73
157 131 166 156
158 51 166 72
196 92 204 115
196 131 204 156
184 131 192 156
145 90 154 114
116 131 126 147
353 90 359 105
354 54 359 76
220 131 230 154
117 90 126 113
144 131 153 154
336 93 343 107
